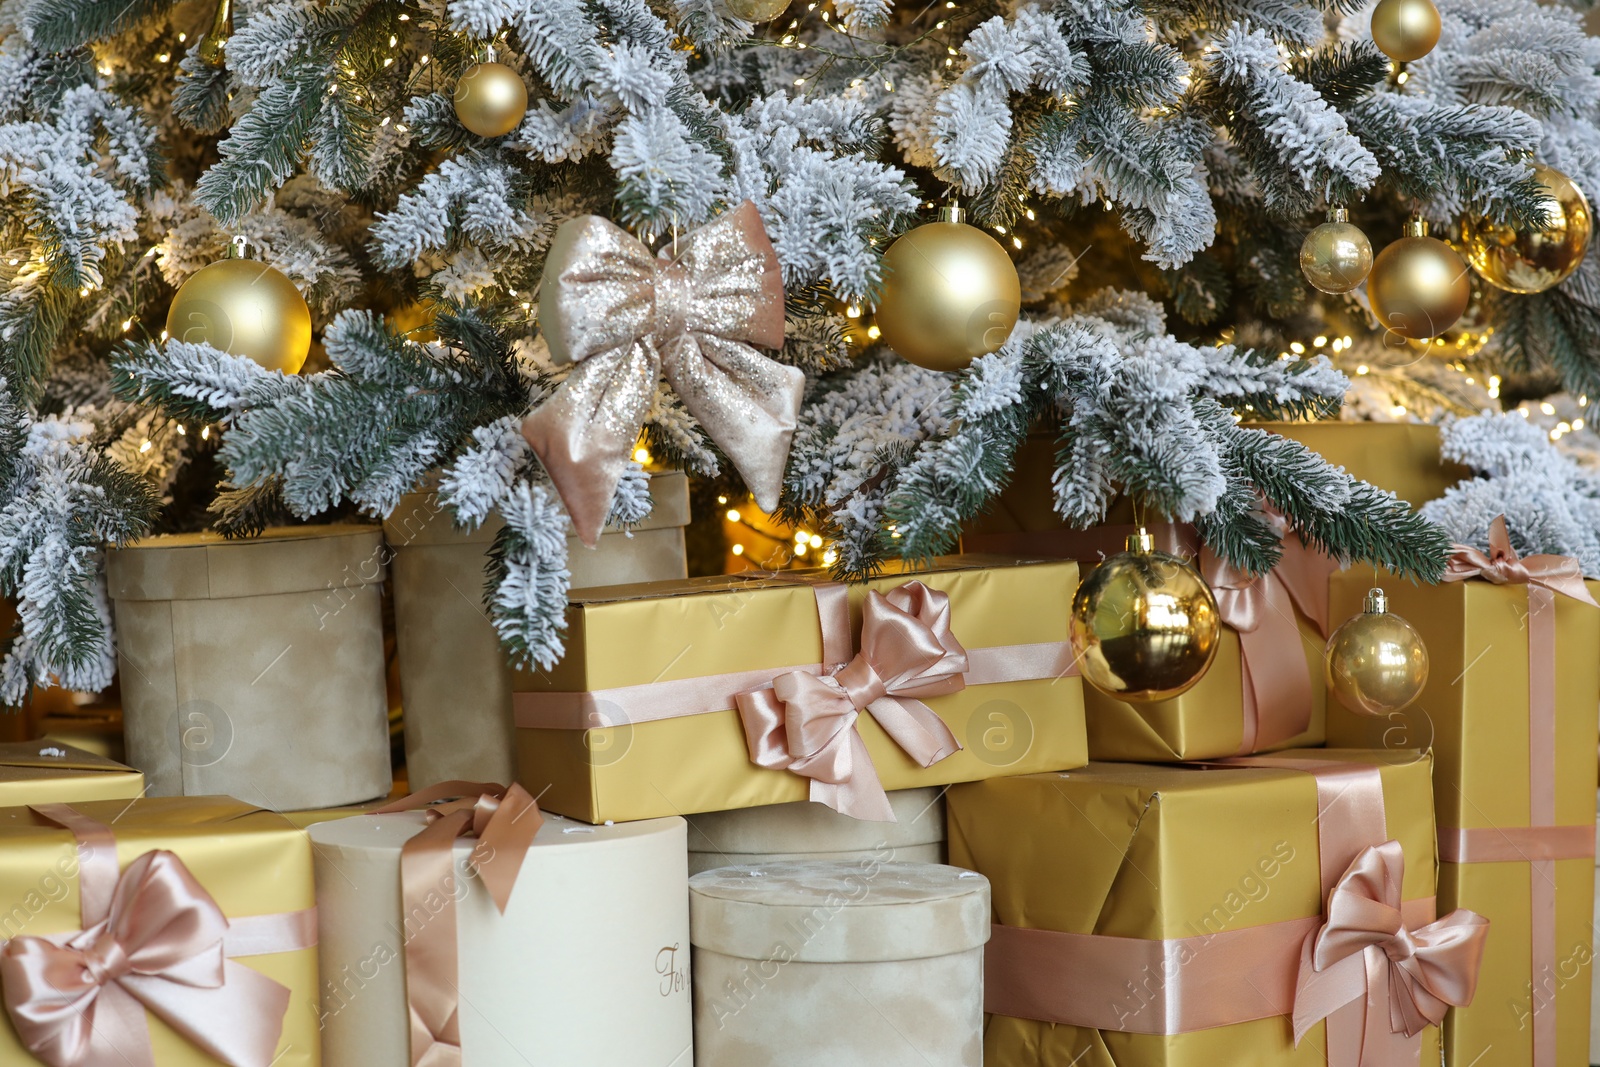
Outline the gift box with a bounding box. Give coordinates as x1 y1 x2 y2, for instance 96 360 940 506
1325 532 1600 1067
686 786 945 875
950 749 1479 1066
0 740 144 805
513 556 1085 823
385 472 690 789
1244 421 1467 508
690 860 990 1066
309 785 691 1066
107 524 392 810
0 796 320 1066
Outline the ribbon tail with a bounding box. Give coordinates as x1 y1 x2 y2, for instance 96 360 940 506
1292 934 1368 1047
122 961 289 1067
522 343 659 547
866 696 961 768
809 732 896 822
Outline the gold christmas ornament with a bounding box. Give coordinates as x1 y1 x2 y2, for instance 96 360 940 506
1300 207 1374 294
1370 0 1440 62
196 0 232 68
724 0 792 20
1461 164 1592 294
166 258 311 374
453 62 528 138
874 203 1021 373
1367 218 1472 341
1323 587 1429 716
1069 529 1221 703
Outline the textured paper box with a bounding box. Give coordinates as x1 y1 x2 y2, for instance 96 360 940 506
1326 571 1600 1067
0 740 143 805
106 524 391 810
310 809 691 1066
948 750 1441 1066
385 471 690 789
513 557 1086 823
690 861 989 1066
686 787 945 875
0 796 320 1066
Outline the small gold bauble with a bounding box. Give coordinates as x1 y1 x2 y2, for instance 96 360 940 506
1323 588 1429 716
1301 207 1374 294
1367 219 1471 340
1069 530 1221 703
1461 164 1592 294
875 204 1021 372
453 62 529 138
196 0 232 67
1370 0 1440 62
165 259 311 374
724 0 791 20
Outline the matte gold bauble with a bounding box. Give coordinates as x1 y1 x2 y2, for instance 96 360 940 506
1069 529 1221 703
1323 588 1429 715
724 0 791 20
165 259 311 374
453 62 528 138
1300 207 1373 294
1461 164 1592 294
1370 0 1440 62
875 204 1021 372
1367 219 1471 340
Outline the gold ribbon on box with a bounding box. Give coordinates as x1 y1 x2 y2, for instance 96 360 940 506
369 781 542 1067
1438 514 1598 1067
522 201 805 546
0 804 316 1067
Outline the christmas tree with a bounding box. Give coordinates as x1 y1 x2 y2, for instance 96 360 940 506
3 0 1595 694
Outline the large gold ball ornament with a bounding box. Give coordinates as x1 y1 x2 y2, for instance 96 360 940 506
1367 219 1472 340
1323 588 1429 716
1370 0 1440 62
453 62 528 138
1461 164 1592 294
874 204 1021 373
165 259 311 374
724 0 791 20
1300 207 1373 294
1069 530 1221 703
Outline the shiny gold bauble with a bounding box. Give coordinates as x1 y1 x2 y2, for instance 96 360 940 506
1324 588 1429 716
724 0 791 20
1370 0 1440 62
1300 208 1373 294
1367 220 1471 340
1069 531 1221 703
453 62 528 138
1461 164 1592 294
875 204 1021 372
165 259 311 374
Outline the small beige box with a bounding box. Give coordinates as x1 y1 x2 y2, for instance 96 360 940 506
686 786 945 875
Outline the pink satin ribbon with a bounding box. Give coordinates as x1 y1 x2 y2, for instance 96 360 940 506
371 781 543 1067
1440 514 1597 1067
0 804 316 1067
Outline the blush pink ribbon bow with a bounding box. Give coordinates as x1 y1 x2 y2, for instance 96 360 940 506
1443 514 1598 605
0 850 292 1067
1293 841 1489 1066
735 581 965 822
522 200 805 546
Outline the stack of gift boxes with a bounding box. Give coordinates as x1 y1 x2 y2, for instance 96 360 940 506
0 424 1595 1067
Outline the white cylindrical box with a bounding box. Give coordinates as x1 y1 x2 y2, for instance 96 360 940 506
685 787 945 875
689 861 989 1067
311 808 693 1066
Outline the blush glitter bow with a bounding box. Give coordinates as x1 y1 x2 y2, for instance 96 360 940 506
734 581 965 821
0 850 293 1067
522 201 805 546
1443 514 1598 605
1293 841 1488 1066
372 781 543 1067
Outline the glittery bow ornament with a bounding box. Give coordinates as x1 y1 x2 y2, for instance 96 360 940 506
523 201 804 545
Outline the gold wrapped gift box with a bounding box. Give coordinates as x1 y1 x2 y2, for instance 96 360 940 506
514 557 1086 823
1326 570 1600 1067
0 740 143 806
949 749 1443 1067
1243 421 1466 508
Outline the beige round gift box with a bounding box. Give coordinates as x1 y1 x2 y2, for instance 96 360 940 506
690 860 989 1067
685 787 946 875
311 808 693 1066
106 525 391 810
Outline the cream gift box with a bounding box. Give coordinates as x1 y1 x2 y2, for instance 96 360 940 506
686 786 945 875
309 798 692 1066
689 860 989 1066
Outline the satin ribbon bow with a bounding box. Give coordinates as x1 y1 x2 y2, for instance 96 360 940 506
735 581 965 822
373 781 543 1067
1293 841 1488 1066
0 850 292 1067
1443 514 1598 605
522 200 805 546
